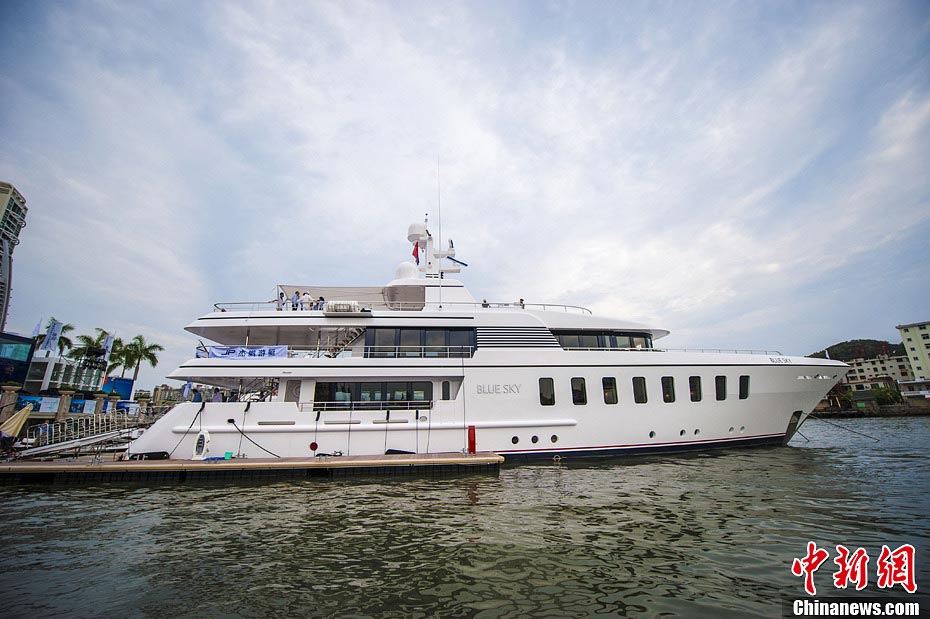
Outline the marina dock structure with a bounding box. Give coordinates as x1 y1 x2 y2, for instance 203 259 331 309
0 451 504 485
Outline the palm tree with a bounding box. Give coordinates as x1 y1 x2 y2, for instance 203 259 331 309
107 338 126 376
122 335 164 385
34 316 75 355
69 328 109 360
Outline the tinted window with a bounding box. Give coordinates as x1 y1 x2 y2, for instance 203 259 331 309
539 378 555 406
579 334 599 348
387 382 408 402
373 328 396 358
424 329 445 357
715 376 727 401
442 381 450 400
399 329 421 357
411 381 432 401
689 376 702 402
571 377 587 405
602 377 618 405
633 377 647 404
448 330 472 357
661 376 675 403
739 375 750 400
612 335 632 348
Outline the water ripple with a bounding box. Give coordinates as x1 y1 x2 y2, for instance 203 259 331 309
1 417 928 618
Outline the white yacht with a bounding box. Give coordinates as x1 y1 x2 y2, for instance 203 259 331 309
128 223 848 461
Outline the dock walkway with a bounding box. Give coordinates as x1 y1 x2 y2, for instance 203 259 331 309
0 452 504 484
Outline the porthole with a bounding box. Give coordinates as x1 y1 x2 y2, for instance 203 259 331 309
511 436 519 444
728 427 734 434
679 429 686 437
550 435 558 443
739 425 745 434
531 435 539 444
648 431 656 439
694 429 700 436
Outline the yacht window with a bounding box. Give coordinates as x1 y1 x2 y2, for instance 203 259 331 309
539 378 555 406
334 382 354 402
313 381 433 410
448 330 473 358
373 328 397 358
553 331 652 350
571 377 587 405
715 376 727 401
579 334 599 349
633 377 647 404
602 377 618 405
411 382 432 401
739 375 750 400
358 382 383 402
612 335 632 349
387 382 408 402
442 381 450 400
661 376 675 403
399 329 421 358
424 330 445 357
689 376 702 402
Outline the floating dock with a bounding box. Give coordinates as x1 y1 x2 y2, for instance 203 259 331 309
0 452 504 485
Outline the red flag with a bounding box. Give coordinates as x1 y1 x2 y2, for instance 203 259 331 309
412 242 419 265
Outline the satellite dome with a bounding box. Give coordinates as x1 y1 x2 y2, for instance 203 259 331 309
407 223 427 242
393 261 420 280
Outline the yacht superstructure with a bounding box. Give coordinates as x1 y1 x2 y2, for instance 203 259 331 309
128 223 847 461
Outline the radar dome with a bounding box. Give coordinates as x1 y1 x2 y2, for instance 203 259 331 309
407 223 427 242
394 261 420 280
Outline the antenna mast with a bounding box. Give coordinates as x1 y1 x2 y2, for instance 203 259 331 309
436 155 442 309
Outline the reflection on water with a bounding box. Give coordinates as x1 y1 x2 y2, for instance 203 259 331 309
1 417 928 618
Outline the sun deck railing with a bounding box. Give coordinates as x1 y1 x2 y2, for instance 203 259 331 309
211 300 592 314
561 347 783 355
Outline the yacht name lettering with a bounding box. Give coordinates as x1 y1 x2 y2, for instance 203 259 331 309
476 384 521 395
769 357 792 364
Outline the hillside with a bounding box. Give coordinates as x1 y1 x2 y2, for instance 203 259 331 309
809 339 904 362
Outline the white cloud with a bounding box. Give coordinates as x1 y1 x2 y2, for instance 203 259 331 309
2 0 929 387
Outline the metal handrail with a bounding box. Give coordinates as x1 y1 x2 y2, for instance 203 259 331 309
299 400 435 412
559 346 782 355
194 345 475 359
211 299 592 315
25 412 138 447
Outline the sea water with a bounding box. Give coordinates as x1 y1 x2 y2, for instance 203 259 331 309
1 416 928 618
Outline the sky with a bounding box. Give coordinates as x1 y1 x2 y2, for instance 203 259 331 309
1 0 929 391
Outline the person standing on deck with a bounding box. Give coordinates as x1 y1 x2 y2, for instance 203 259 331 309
291 291 300 311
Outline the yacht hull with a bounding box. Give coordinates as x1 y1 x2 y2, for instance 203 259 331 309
130 352 845 461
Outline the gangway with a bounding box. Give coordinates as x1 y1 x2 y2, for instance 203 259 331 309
17 428 139 459
14 412 145 460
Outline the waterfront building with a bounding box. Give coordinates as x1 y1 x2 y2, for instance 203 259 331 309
24 354 106 394
843 354 914 385
0 182 28 331
897 321 930 381
152 383 187 405
897 378 930 400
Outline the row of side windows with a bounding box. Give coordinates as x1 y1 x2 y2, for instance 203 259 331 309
539 375 751 406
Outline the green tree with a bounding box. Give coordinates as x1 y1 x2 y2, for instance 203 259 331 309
871 385 903 405
122 335 164 385
34 316 75 355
